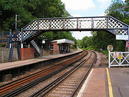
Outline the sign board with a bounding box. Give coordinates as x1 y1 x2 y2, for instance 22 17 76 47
113 52 117 58
107 45 113 51
117 52 123 59
112 52 123 59
116 35 128 40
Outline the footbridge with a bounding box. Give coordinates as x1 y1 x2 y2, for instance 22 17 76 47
9 16 129 65
17 16 129 42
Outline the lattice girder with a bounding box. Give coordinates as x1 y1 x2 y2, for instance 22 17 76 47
17 16 129 42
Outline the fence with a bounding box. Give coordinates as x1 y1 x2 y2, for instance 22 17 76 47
0 47 18 63
109 51 129 67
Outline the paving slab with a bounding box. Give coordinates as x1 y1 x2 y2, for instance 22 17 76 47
78 67 129 97
77 68 106 97
109 68 129 97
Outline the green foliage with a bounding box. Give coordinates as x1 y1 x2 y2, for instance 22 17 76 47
0 44 6 47
106 0 129 24
0 0 35 31
92 31 125 51
39 31 76 45
78 28 125 53
0 0 69 32
77 36 96 50
106 2 124 18
82 46 96 50
101 50 108 56
92 31 115 50
39 31 75 41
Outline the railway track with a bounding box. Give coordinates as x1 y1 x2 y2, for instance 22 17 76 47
30 51 97 97
0 51 87 97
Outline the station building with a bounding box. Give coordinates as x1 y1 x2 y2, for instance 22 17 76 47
51 39 74 54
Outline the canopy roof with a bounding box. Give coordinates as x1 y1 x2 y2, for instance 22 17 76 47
52 39 74 45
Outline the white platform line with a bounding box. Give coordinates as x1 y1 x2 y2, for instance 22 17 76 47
77 68 94 97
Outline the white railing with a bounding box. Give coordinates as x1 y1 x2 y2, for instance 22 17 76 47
109 51 129 67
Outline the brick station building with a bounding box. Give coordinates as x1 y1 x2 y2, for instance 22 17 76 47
51 39 74 54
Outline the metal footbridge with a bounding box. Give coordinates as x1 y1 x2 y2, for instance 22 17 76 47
17 16 129 42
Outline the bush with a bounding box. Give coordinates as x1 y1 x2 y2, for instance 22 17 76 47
101 50 108 56
0 44 6 47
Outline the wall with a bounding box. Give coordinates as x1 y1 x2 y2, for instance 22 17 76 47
52 42 59 54
20 48 35 60
0 47 18 63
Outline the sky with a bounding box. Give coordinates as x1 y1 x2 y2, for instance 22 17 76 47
61 0 112 39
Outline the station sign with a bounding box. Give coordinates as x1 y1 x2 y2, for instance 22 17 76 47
117 52 123 59
117 53 123 59
126 41 129 48
112 52 123 59
116 35 128 40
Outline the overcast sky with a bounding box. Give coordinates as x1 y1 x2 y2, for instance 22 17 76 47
61 0 112 39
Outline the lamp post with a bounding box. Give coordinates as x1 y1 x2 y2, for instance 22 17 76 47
15 14 18 31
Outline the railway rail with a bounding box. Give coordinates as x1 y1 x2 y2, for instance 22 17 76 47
0 51 87 97
30 51 97 97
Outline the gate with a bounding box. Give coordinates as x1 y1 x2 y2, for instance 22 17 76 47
109 51 129 67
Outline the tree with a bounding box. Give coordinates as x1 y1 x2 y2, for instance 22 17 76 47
39 31 76 42
92 1 128 51
76 36 94 50
0 0 69 32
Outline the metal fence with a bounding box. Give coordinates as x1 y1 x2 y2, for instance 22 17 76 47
109 51 129 67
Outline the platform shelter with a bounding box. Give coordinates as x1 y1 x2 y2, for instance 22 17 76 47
51 39 74 54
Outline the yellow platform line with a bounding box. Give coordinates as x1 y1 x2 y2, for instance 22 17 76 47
106 68 114 97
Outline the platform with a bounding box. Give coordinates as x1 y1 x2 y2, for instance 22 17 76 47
109 68 129 97
77 67 129 97
0 50 82 72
